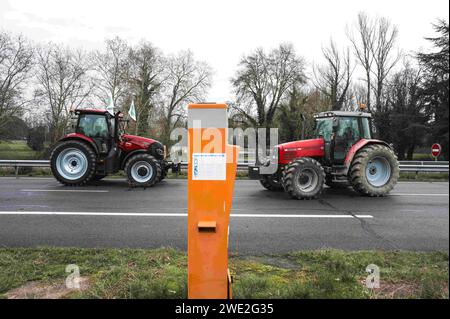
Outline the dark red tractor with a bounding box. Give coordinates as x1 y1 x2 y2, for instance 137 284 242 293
50 108 169 187
249 111 399 199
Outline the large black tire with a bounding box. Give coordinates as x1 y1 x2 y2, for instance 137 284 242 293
158 162 167 182
50 140 97 186
349 144 399 197
125 153 162 187
282 157 325 200
259 175 283 191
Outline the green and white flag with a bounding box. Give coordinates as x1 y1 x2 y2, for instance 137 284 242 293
106 95 115 115
129 99 136 121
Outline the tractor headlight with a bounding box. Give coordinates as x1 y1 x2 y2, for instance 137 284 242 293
156 148 164 156
149 142 165 160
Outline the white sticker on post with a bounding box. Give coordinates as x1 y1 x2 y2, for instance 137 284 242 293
192 153 226 180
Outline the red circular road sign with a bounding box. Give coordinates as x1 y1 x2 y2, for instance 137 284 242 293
431 143 442 158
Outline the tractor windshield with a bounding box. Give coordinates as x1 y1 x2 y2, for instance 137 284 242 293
77 114 109 138
314 118 333 142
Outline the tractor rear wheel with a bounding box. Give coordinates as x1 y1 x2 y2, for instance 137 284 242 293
50 140 96 186
349 144 399 197
125 153 162 187
259 175 283 191
282 157 325 199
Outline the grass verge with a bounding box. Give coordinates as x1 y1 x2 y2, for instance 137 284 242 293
0 140 39 160
0 247 447 299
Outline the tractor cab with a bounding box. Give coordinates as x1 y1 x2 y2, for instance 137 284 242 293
313 111 372 165
73 109 117 155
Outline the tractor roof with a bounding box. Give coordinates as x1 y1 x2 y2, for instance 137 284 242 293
74 108 108 115
314 111 372 118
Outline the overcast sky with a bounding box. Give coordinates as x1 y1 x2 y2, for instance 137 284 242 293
1 0 448 103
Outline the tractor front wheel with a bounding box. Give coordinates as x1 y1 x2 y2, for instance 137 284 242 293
259 175 283 191
282 157 325 199
125 153 162 187
50 140 97 186
349 144 399 197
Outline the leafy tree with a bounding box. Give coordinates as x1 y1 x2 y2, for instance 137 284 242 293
276 88 330 143
0 115 29 140
128 41 164 136
27 126 46 151
231 44 305 128
378 63 428 160
417 20 449 160
276 87 308 142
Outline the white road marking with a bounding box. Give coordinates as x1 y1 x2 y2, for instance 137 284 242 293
0 211 373 219
390 193 449 197
21 189 109 193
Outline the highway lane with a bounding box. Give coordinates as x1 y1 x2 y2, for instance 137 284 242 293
0 177 448 253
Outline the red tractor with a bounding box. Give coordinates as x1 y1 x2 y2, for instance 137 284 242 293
50 108 169 187
249 111 400 199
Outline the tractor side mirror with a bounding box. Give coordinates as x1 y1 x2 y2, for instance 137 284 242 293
332 117 339 128
70 117 78 130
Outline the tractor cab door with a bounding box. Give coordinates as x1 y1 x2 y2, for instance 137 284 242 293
333 117 361 164
314 118 334 164
77 114 112 155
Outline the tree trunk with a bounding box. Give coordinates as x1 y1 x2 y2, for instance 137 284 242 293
406 144 415 160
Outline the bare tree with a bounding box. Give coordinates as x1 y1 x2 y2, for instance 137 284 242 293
347 12 376 111
231 43 305 128
128 41 164 136
0 31 33 133
371 17 401 112
93 37 129 107
35 44 93 142
313 40 353 110
160 50 212 145
348 13 400 112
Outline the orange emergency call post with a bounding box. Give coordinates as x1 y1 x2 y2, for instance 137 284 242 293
187 103 239 299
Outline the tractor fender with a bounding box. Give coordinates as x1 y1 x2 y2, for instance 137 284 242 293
58 133 99 154
120 149 148 170
343 139 392 174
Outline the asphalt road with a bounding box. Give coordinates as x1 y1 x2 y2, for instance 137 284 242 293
0 177 448 254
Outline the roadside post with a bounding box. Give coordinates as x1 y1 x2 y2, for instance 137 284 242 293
187 103 239 299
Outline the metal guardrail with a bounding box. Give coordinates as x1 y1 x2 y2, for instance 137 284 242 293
398 161 449 173
0 160 50 177
0 159 448 177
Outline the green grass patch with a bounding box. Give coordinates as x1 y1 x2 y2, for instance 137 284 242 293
400 172 449 182
0 140 39 160
0 247 447 299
